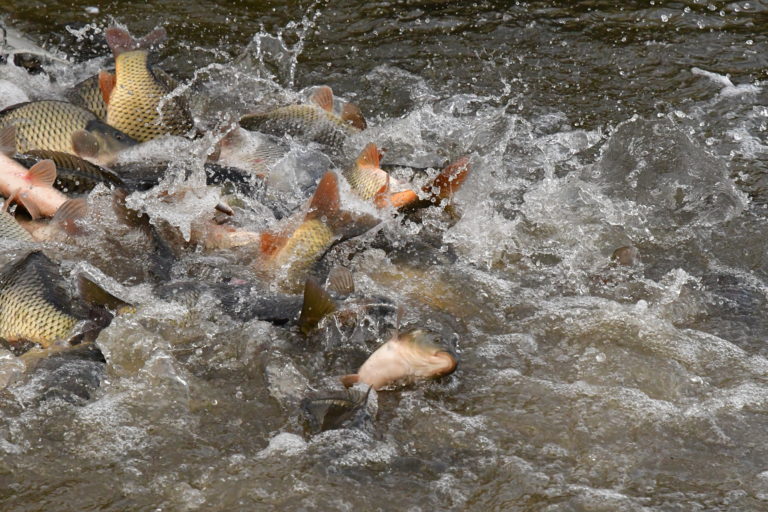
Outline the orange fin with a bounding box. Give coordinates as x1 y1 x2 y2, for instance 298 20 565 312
309 86 334 112
0 125 16 156
260 231 288 256
306 171 340 222
340 374 360 388
341 103 367 130
98 71 116 105
423 156 471 201
52 198 88 236
27 160 57 188
356 143 381 169
388 190 419 209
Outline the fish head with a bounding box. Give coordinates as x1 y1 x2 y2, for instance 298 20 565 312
397 328 458 379
74 120 138 165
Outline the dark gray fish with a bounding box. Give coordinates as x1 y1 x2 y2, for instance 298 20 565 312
13 150 126 194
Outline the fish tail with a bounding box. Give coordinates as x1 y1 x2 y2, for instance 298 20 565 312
423 155 470 203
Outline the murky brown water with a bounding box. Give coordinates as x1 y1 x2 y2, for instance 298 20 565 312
2 1 768 511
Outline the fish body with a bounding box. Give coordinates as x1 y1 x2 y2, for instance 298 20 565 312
343 143 471 209
300 386 373 434
0 101 137 165
342 329 457 390
240 86 363 147
66 74 108 120
14 150 125 194
101 27 195 142
0 251 81 348
0 210 34 242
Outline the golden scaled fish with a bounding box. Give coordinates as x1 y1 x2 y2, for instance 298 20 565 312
341 329 458 390
257 170 379 292
239 85 366 147
65 74 108 121
343 142 471 210
0 208 34 242
0 251 78 349
0 103 138 166
0 251 131 350
99 26 195 142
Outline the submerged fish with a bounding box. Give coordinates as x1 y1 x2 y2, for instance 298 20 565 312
0 151 67 218
343 143 471 209
300 386 374 434
240 86 365 147
0 103 137 166
341 328 458 390
0 251 128 349
209 127 288 178
100 26 195 142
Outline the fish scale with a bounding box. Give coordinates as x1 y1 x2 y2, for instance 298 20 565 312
0 251 79 347
242 104 359 147
0 100 94 154
268 219 335 290
0 211 33 242
107 50 194 142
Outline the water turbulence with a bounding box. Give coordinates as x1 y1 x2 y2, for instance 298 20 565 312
1 2 768 511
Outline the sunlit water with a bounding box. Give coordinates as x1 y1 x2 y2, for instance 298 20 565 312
1 1 768 510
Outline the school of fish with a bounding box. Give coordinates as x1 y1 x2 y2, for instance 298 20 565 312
0 25 471 430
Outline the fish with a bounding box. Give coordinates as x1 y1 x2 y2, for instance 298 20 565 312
65 74 109 121
0 103 138 166
208 127 288 178
257 170 379 292
300 386 373 434
239 85 365 147
12 150 126 194
0 208 34 242
343 143 471 209
341 328 458 390
156 275 336 333
99 26 195 142
0 251 130 349
0 149 67 219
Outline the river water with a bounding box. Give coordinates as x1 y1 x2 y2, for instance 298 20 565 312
1 1 768 510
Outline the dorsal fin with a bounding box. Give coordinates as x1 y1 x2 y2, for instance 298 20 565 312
0 125 16 156
306 171 340 222
298 278 337 334
327 266 355 296
52 198 88 235
341 102 367 130
27 160 57 188
309 86 334 112
356 143 380 169
98 71 116 105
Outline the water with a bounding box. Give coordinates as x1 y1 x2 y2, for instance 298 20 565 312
1 1 768 510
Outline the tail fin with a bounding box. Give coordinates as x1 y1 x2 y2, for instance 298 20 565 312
105 26 167 56
0 125 16 156
298 278 337 334
423 156 470 203
52 198 88 235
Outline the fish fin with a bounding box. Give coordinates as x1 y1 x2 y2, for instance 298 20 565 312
0 125 16 156
260 231 288 256
327 266 355 296
105 27 138 56
389 190 419 209
98 71 116 105
137 27 168 50
14 189 41 220
356 142 381 169
298 278 337 335
77 275 134 313
309 86 334 112
1 190 17 213
422 156 471 202
71 130 101 160
341 102 367 130
340 374 360 388
27 160 57 188
305 171 340 222
52 198 87 236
